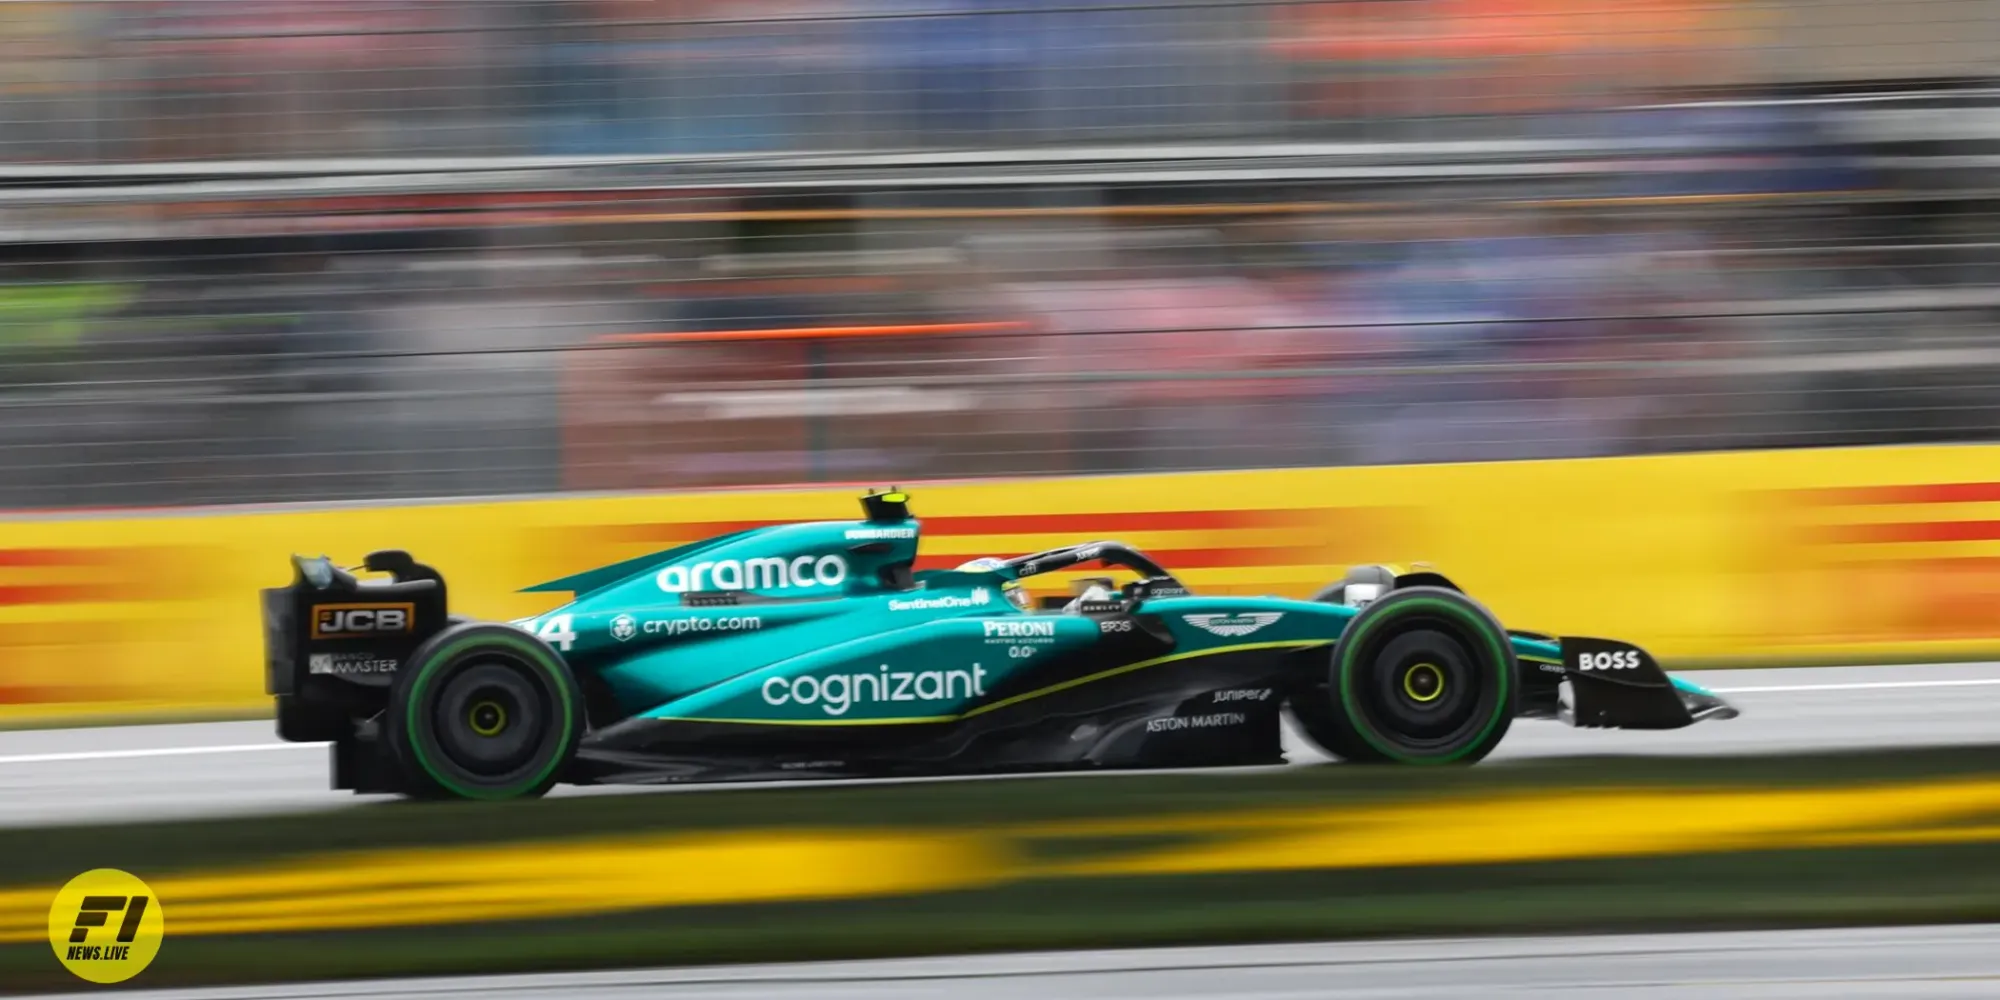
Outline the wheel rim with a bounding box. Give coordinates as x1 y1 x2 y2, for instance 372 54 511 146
427 658 555 781
1357 628 1485 747
468 700 508 737
1339 602 1509 760
1402 662 1445 703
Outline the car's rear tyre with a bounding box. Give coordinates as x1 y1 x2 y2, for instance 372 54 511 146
384 621 584 801
1309 586 1517 765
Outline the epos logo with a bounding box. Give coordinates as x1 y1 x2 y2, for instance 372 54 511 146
1576 650 1642 671
311 603 414 639
657 555 847 593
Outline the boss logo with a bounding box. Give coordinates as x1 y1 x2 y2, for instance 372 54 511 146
312 603 415 639
1576 650 1641 671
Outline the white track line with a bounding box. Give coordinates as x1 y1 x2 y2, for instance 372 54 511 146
1707 678 2000 694
0 742 323 766
3 677 1998 766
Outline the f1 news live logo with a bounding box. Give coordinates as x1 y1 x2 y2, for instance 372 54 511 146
47 869 164 984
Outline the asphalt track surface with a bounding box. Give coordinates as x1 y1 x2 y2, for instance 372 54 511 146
20 924 2000 999
5 662 1999 828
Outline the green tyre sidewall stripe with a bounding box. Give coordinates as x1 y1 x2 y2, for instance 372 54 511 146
1335 593 1513 764
402 630 579 800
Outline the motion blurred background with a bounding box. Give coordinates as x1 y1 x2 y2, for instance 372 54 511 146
0 0 1994 508
7 9 2000 990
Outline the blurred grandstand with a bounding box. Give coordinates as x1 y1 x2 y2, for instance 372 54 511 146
0 0 1996 506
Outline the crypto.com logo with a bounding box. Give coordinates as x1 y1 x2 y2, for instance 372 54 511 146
47 869 164 984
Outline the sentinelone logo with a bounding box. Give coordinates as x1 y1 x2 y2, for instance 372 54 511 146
888 588 990 612
48 869 164 984
657 555 847 593
763 664 989 716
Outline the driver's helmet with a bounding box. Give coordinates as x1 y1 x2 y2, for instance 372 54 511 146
1064 582 1117 611
956 557 1033 611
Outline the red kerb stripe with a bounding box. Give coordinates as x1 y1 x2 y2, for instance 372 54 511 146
0 584 121 606
1806 482 2000 506
595 509 1321 544
914 546 1310 572
1823 520 2000 544
0 548 128 568
922 511 1312 533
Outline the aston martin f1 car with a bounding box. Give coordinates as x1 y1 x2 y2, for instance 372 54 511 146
262 489 1738 800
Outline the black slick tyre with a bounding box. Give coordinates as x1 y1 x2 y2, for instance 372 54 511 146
384 621 585 801
1316 586 1517 765
1287 685 1386 762
1285 579 1383 762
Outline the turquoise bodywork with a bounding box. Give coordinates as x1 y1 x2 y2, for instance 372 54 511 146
503 498 1736 728
509 508 1380 725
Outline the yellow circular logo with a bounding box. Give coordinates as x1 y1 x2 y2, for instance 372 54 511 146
47 869 164 984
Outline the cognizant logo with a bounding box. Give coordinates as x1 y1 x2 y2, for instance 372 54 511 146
762 664 989 716
658 555 847 593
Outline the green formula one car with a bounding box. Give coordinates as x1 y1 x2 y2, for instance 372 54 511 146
261 489 1738 800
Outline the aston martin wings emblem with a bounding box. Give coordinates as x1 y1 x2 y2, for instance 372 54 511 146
1181 612 1284 637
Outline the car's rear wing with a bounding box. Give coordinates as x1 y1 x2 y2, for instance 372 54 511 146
262 550 450 700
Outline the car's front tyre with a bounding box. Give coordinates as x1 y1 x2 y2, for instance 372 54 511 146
384 621 585 801
1303 586 1518 765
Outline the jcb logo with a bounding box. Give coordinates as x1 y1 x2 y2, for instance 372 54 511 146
312 603 414 639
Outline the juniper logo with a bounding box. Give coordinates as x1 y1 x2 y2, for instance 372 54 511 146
48 869 164 984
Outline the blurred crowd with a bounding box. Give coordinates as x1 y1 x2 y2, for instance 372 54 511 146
0 0 1769 160
0 0 1996 507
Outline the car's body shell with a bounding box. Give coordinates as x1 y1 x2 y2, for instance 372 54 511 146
265 491 1736 791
